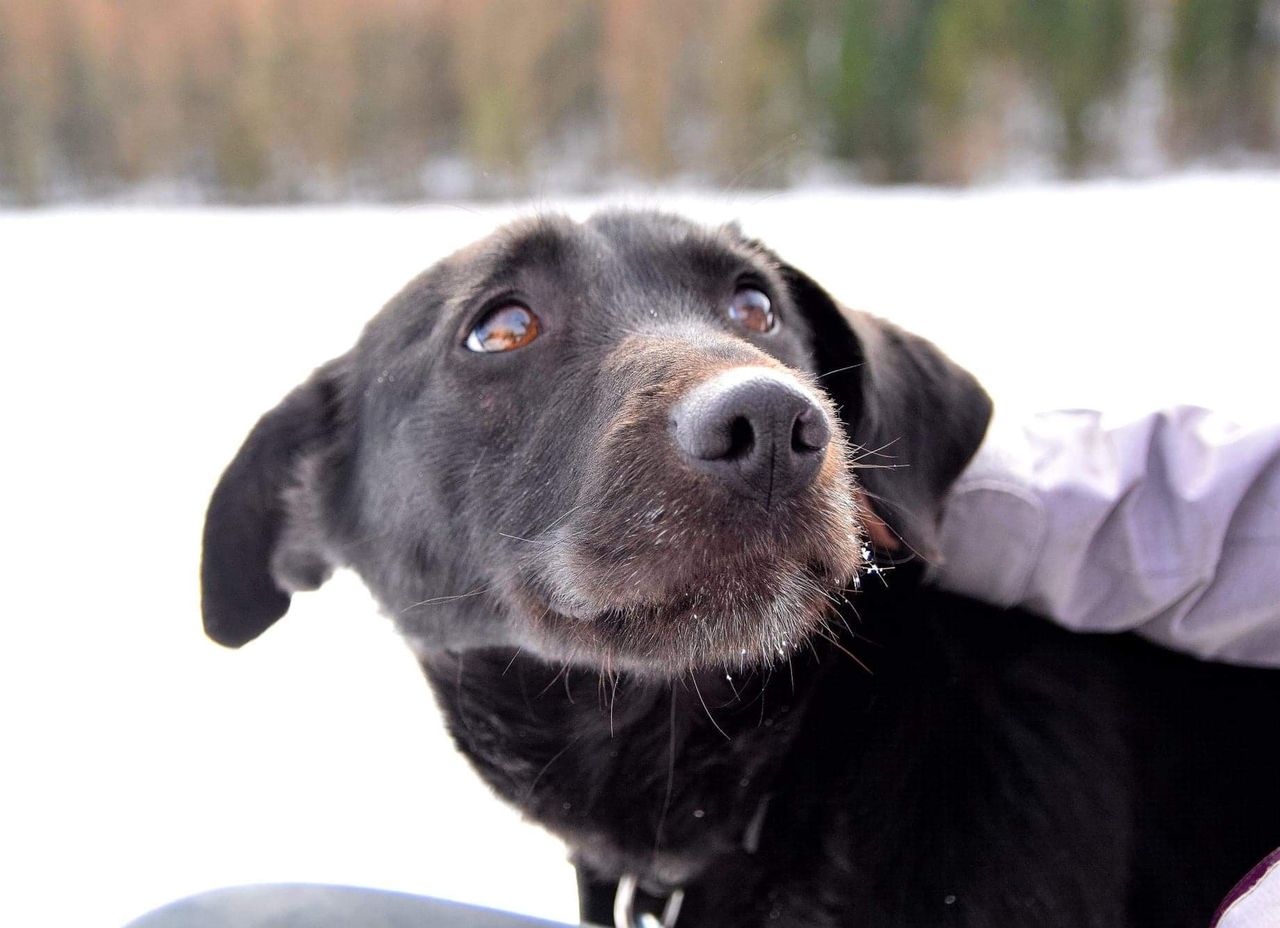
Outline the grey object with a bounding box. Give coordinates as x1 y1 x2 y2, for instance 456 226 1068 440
931 406 1280 667
124 884 585 928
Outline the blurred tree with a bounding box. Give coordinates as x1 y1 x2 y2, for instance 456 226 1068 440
1168 0 1279 160
920 0 1016 183
702 0 809 188
0 4 48 204
215 97 272 201
601 0 693 179
825 0 939 181
450 0 600 192
0 0 1275 205
348 9 459 198
1015 0 1131 175
51 8 122 196
211 5 273 200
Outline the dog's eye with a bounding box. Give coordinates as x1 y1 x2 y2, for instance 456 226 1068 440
466 303 541 352
727 287 775 334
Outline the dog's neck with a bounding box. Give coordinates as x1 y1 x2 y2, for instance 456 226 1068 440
420 642 835 891
418 583 1144 926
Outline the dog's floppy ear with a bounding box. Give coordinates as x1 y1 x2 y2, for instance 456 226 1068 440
201 360 350 647
782 266 992 562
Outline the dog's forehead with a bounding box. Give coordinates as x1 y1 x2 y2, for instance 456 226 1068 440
584 209 752 265
471 210 760 293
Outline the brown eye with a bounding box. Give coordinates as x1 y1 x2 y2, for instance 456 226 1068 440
727 287 775 333
465 303 541 352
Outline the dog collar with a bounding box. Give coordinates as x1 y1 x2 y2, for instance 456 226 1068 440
611 793 772 927
613 873 684 928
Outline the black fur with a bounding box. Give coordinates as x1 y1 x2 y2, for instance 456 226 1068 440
202 211 1280 926
202 362 346 647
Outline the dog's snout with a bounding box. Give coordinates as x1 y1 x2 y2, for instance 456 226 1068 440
673 368 831 502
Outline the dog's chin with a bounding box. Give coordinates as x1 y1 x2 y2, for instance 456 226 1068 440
513 556 861 677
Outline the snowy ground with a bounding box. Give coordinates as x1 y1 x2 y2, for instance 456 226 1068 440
2 173 1277 928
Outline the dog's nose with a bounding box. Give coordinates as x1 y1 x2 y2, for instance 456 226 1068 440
672 368 832 502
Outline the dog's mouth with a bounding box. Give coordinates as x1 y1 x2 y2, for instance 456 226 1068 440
511 508 867 676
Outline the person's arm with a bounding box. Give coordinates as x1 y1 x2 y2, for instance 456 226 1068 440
928 406 1280 667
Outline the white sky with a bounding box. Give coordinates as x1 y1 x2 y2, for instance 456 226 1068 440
1 172 1277 928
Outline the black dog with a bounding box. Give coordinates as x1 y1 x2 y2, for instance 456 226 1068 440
202 211 1280 927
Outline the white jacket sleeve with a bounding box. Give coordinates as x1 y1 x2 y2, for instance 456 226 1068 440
928 407 1280 668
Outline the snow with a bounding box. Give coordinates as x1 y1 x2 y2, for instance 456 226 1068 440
1 173 1277 928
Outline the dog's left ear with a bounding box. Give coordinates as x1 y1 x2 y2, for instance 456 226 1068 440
201 359 351 648
781 265 993 562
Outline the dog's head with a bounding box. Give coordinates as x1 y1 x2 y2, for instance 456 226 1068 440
202 211 990 675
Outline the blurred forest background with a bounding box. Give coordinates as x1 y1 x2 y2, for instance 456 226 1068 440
1 0 1278 206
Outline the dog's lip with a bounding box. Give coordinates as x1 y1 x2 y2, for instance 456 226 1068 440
525 557 855 624
545 594 598 622
511 558 858 673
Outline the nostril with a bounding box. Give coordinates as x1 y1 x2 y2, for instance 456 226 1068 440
791 419 810 454
726 416 755 460
791 407 831 455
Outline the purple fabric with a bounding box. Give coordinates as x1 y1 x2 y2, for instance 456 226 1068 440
1212 847 1280 927
931 407 1280 667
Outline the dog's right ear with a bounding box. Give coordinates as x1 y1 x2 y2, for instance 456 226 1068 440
778 266 992 562
201 360 350 648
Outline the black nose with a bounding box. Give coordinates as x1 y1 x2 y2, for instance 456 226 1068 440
672 369 832 503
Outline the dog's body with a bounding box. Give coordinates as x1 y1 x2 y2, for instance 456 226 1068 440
428 585 1280 927
202 211 1280 927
